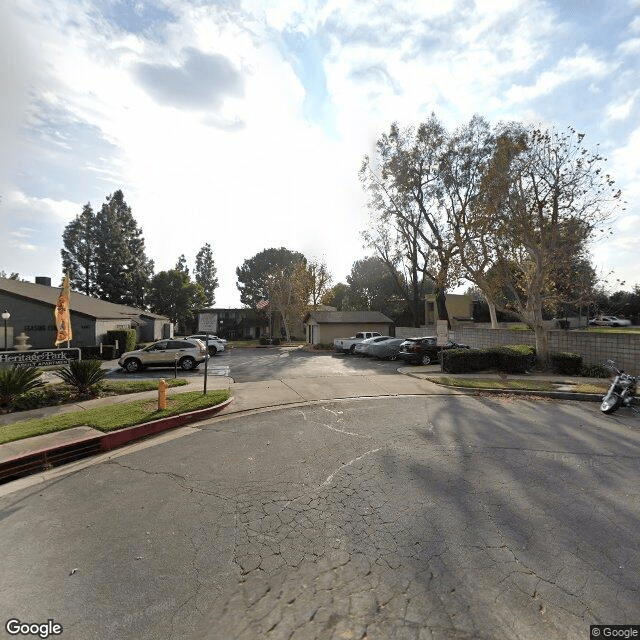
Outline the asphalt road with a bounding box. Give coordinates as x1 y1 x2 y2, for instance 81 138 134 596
107 347 402 383
1 393 638 639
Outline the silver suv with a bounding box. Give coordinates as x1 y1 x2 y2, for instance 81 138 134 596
118 339 207 373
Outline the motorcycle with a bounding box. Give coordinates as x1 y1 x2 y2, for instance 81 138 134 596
601 360 638 415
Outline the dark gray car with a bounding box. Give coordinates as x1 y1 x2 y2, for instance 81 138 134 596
366 337 406 360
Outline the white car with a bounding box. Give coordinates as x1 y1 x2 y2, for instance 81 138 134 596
186 334 226 355
354 335 393 356
590 316 632 327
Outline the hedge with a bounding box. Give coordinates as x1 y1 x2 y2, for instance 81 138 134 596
550 352 583 375
80 345 117 360
442 345 536 374
105 329 137 354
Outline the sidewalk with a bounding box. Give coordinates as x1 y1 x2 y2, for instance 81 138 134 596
0 369 605 485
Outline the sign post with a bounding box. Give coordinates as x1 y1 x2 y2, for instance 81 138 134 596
198 312 218 334
436 320 449 373
203 332 209 395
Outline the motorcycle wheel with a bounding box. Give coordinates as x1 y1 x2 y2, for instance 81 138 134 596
601 393 622 414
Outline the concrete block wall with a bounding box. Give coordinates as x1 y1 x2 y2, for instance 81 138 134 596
395 326 430 339
453 327 640 375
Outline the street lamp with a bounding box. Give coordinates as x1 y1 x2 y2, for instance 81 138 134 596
1 310 10 350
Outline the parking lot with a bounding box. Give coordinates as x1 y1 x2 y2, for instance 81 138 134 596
107 346 406 383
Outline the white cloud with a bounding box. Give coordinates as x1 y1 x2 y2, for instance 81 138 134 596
617 37 640 55
606 91 637 122
506 46 613 103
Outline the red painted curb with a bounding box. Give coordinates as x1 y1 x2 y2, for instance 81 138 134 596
0 396 234 484
99 396 235 451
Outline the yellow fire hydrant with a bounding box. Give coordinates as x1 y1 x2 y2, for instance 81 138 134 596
158 378 168 410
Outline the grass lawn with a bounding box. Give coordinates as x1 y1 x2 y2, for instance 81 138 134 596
428 376 556 391
0 389 230 445
100 379 188 394
428 376 609 393
573 382 609 393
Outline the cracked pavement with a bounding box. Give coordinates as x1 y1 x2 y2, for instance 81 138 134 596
1 394 639 639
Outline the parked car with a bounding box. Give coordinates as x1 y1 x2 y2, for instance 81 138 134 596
367 337 406 360
354 335 394 356
588 316 632 327
118 338 208 373
334 332 383 354
186 334 226 355
397 337 470 365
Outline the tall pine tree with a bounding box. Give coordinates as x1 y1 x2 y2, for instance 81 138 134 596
194 243 218 307
175 254 190 277
61 203 96 296
93 190 154 307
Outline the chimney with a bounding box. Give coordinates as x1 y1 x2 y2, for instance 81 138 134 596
35 277 52 287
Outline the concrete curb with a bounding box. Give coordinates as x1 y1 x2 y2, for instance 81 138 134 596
453 388 603 402
0 397 234 484
401 371 604 402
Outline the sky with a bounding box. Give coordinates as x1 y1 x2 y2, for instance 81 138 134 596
1 0 639 307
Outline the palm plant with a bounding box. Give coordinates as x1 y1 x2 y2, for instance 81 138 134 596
56 359 107 395
0 365 45 407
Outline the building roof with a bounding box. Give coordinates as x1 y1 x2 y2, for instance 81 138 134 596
0 277 168 321
305 311 393 324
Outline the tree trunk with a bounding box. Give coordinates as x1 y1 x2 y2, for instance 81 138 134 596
435 288 449 326
488 301 498 329
533 324 549 368
412 296 422 328
280 311 291 342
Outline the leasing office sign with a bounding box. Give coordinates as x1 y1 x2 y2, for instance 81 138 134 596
0 349 81 366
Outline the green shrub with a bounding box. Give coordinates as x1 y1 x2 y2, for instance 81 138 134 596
550 352 583 375
56 359 108 395
101 345 116 359
81 345 117 360
442 345 536 374
12 386 74 411
106 329 137 354
579 363 612 378
0 365 45 407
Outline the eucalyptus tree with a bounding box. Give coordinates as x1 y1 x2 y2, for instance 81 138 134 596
440 116 502 327
360 114 458 327
481 126 621 362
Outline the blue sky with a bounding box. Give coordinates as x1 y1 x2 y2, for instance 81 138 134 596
1 0 639 305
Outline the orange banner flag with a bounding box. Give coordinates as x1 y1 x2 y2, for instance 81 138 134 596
54 275 73 346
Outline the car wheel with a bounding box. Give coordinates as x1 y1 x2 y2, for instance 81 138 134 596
124 358 141 373
349 345 356 354
179 356 196 371
420 354 431 365
208 345 217 356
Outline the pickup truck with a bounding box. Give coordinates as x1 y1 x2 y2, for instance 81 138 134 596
334 331 383 354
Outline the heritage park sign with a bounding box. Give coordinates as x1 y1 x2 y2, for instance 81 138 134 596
0 348 81 366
